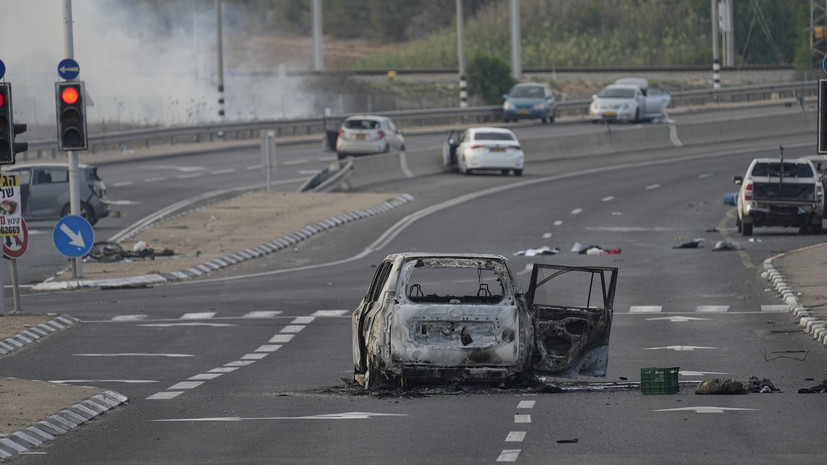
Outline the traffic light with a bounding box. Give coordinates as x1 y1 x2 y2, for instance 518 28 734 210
55 81 87 151
0 83 12 164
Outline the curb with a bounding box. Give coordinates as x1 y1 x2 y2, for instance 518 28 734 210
0 315 79 357
32 193 415 290
0 389 128 460
763 250 827 347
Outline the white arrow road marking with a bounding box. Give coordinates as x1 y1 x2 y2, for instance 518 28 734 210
60 223 85 247
655 406 756 414
154 412 408 422
646 316 710 322
644 345 717 351
74 353 194 357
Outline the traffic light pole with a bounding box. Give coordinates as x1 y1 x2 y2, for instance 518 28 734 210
63 0 82 278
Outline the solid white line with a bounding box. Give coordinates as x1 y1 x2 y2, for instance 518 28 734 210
505 431 526 442
112 315 148 321
147 391 184 400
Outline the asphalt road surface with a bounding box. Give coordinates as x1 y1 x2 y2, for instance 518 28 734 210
2 106 827 464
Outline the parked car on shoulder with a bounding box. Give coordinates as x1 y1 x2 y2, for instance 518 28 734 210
502 83 557 123
352 252 618 388
335 115 405 160
732 155 824 235
3 163 110 225
589 78 670 123
442 127 524 176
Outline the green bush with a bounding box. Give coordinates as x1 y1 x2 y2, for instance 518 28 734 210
467 53 516 105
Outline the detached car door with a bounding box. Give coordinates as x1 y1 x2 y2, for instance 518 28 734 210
526 264 618 378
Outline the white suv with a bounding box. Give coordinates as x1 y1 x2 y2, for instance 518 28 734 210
732 157 824 236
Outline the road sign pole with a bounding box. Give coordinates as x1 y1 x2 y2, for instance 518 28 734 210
9 259 20 314
63 0 83 278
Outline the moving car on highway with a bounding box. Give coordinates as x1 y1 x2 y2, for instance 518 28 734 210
589 77 670 123
3 163 110 225
335 115 405 160
352 252 618 388
502 83 557 123
442 127 525 176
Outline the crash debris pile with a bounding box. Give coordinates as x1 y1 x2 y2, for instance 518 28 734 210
695 376 780 394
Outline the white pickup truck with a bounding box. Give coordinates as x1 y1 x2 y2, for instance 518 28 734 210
589 78 670 122
732 156 825 236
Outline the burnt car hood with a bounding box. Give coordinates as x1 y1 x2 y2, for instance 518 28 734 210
526 264 617 378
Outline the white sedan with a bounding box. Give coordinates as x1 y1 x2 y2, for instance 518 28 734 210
443 127 524 176
589 78 670 123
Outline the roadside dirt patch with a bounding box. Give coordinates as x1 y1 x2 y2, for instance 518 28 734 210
0 377 105 437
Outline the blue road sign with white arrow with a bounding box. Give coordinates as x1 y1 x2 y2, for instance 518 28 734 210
57 58 80 80
0 59 6 80
53 215 94 258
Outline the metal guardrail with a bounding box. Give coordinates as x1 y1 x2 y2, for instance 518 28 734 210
24 80 817 160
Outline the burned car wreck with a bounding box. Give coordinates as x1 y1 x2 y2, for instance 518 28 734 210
352 253 618 388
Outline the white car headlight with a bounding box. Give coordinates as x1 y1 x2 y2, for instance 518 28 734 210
503 102 514 110
533 102 546 110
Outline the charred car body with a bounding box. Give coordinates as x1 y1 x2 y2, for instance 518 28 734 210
352 253 618 388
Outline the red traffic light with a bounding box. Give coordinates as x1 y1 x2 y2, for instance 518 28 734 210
0 92 5 107
61 86 79 105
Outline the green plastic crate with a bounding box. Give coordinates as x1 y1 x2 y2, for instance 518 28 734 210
640 367 680 394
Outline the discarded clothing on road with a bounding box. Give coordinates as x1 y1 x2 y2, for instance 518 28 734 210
674 238 705 249
577 245 621 255
746 376 779 393
798 380 827 393
514 246 560 257
712 240 739 251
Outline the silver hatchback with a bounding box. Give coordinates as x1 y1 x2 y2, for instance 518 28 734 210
4 163 110 225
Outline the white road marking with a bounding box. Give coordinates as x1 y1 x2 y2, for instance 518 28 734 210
644 345 717 351
281 325 305 333
50 379 158 384
514 414 531 423
176 173 202 179
646 316 709 322
144 177 168 183
147 392 183 400
505 432 526 442
245 164 262 170
679 371 730 377
571 208 583 215
242 311 282 318
225 360 255 367
542 232 552 239
112 315 148 321
761 305 788 312
139 322 235 328
189 373 223 380
282 159 309 166
74 353 193 358
291 316 315 324
169 381 204 390
698 173 714 178
630 306 662 313
496 450 521 462
241 353 268 360
181 312 216 319
645 184 661 190
312 310 348 317
269 334 294 343
655 406 756 414
211 169 235 175
255 345 282 352
696 305 729 313
553 220 563 226
154 412 408 422
209 367 239 373
113 181 133 187
517 400 535 409
602 196 614 201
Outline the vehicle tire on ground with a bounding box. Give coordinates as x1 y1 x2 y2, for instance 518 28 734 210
61 202 97 225
742 222 753 236
501 169 510 175
459 156 470 175
736 216 742 233
541 116 548 124
810 215 823 234
634 108 640 122
549 110 556 123
514 169 523 176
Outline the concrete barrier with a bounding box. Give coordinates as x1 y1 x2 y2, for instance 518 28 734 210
346 109 816 189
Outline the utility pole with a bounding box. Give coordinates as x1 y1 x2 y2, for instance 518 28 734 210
312 0 323 71
216 0 225 120
509 0 521 80
712 0 720 89
456 0 467 108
